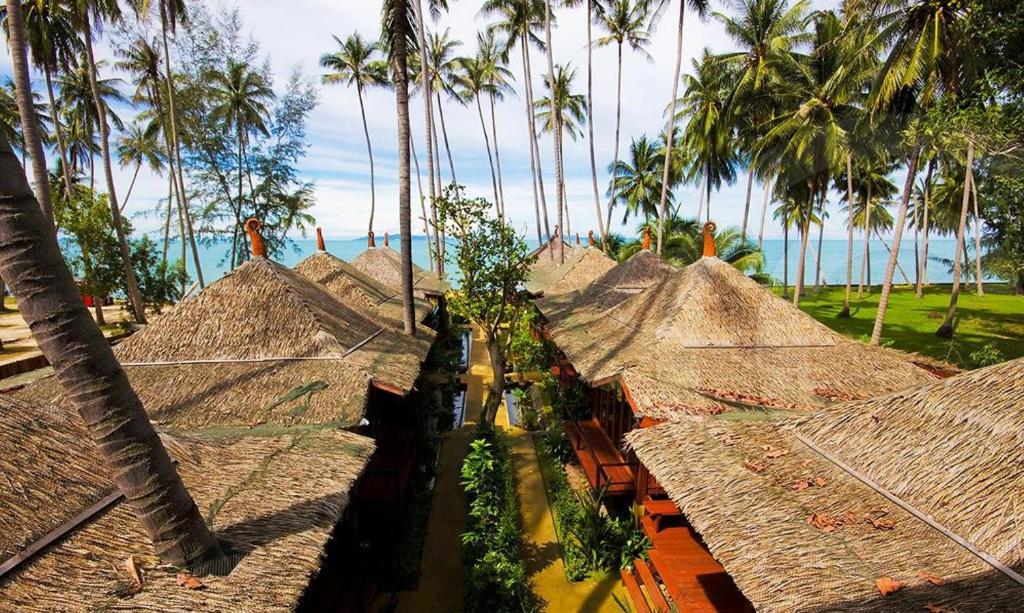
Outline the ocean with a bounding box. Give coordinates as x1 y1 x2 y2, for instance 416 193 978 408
158 235 981 288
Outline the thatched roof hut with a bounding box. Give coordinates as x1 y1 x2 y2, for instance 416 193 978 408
528 230 579 267
0 395 374 611
526 245 616 296
538 248 676 325
295 230 434 325
349 232 448 299
18 254 433 430
548 245 938 420
626 357 1024 612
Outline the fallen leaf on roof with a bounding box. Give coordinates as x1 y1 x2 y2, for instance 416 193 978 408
176 572 204 590
792 480 810 491
813 477 827 487
125 555 144 587
745 459 767 473
917 571 946 586
869 517 896 530
800 459 813 469
763 445 790 459
876 576 904 596
808 513 840 532
841 511 860 524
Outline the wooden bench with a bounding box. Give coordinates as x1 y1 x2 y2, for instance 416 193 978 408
643 496 682 533
564 419 635 495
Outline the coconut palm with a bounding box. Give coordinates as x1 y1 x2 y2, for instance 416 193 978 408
481 0 552 248
207 60 274 269
534 63 587 249
116 120 163 212
608 135 669 225
648 0 711 255
1 0 54 222
594 0 652 246
863 0 974 345
454 54 503 214
540 0 568 261
476 29 514 217
321 32 391 233
0 130 224 569
0 77 49 169
425 28 462 185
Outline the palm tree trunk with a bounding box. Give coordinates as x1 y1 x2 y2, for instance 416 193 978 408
870 148 921 345
542 0 566 263
413 0 442 278
841 154 854 317
476 97 501 216
971 171 983 296
429 106 446 268
937 143 975 339
741 169 754 242
0 132 223 569
177 177 187 298
357 84 377 233
394 15 416 337
160 11 203 289
523 41 552 246
489 92 506 218
585 0 607 250
793 195 813 307
917 158 934 297
120 162 142 213
6 0 53 224
232 124 244 269
656 1 686 255
757 173 772 250
44 66 75 202
435 91 457 185
605 42 625 246
411 134 434 272
858 182 872 297
782 220 790 299
696 161 707 224
81 17 146 324
814 189 826 290
162 172 173 266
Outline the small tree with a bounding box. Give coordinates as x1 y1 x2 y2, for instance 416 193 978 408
55 187 123 326
435 186 535 424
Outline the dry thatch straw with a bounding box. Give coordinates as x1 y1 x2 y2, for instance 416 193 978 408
626 357 1024 612
538 249 676 326
526 246 616 296
0 395 374 611
528 233 579 268
547 256 940 419
294 251 434 325
17 256 433 430
349 244 449 299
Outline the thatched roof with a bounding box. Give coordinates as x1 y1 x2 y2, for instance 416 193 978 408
294 250 433 325
349 241 448 299
528 233 578 266
626 358 1024 612
537 249 676 325
18 257 432 430
548 256 938 419
0 395 374 611
527 246 616 295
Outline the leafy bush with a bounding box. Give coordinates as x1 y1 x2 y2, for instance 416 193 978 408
507 309 551 373
461 425 533 612
969 343 1005 368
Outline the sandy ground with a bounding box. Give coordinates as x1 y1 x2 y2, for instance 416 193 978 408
0 302 132 367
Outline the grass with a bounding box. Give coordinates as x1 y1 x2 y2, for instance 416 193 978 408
775 283 1024 368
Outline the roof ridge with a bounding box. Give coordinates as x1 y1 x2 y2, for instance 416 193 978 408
260 259 352 355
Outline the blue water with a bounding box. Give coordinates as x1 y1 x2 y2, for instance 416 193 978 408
158 234 977 288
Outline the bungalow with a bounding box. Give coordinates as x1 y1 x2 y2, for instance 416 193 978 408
626 357 1024 612
349 231 449 303
527 231 616 297
0 394 374 611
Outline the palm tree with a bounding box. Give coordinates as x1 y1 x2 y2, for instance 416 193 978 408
13 0 80 201
70 0 147 323
207 61 274 269
648 0 710 255
476 30 514 217
540 0 567 261
595 0 652 245
116 120 163 211
535 63 587 253
0 77 49 170
677 49 738 224
865 0 973 345
1 0 54 223
382 0 427 336
0 130 224 569
455 54 502 213
426 28 461 185
321 32 391 234
608 135 669 225
715 0 809 241
481 0 552 248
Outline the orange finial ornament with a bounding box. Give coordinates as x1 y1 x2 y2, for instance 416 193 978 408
642 227 652 250
245 218 266 258
702 222 718 258
588 231 596 247
384 232 390 248
316 227 326 252
368 231 376 248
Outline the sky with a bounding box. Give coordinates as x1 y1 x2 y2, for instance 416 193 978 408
1 0 845 241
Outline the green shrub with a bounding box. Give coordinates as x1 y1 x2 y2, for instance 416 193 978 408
461 426 533 612
969 343 1005 368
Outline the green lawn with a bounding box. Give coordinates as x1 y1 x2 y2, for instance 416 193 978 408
776 283 1024 368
